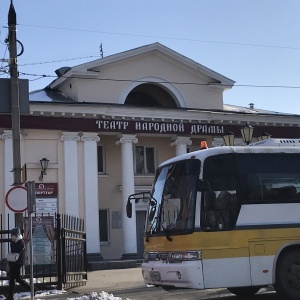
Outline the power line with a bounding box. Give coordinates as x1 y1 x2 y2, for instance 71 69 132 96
15 23 300 51
17 71 300 89
18 55 100 66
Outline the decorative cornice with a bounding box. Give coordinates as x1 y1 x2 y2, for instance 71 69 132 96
212 138 223 147
115 134 138 145
2 130 13 140
60 132 80 142
170 136 192 147
81 132 100 142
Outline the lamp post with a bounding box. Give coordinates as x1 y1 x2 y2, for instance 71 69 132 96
39 158 49 181
222 131 235 146
241 123 253 145
258 131 271 141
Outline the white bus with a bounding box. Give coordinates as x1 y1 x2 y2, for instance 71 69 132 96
127 139 300 299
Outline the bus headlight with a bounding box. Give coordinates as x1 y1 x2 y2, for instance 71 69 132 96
169 251 202 261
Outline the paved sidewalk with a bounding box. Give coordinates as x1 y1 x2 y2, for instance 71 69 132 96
41 267 145 299
72 267 144 294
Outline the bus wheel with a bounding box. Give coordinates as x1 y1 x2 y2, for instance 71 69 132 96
227 286 260 296
275 249 300 300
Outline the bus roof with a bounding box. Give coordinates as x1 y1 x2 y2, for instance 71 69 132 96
159 139 300 168
249 138 300 147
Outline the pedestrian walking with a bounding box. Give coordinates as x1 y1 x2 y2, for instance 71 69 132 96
6 227 34 300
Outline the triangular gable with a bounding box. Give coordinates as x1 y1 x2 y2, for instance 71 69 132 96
50 43 234 90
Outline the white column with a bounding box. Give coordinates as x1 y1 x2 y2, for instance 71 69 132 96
2 130 15 229
170 136 192 156
116 134 138 258
81 133 101 256
61 132 80 217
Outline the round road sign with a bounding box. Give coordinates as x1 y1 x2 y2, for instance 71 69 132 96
5 186 27 212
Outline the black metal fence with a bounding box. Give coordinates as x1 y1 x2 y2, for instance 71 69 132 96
61 214 87 288
0 213 87 291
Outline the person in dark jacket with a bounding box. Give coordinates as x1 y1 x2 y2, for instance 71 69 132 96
7 227 32 300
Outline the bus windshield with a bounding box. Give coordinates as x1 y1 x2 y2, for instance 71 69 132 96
146 159 201 238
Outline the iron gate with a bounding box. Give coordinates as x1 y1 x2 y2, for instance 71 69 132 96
60 214 87 288
0 213 87 290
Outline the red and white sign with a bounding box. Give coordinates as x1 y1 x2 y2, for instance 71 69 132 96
5 186 27 212
35 183 58 215
35 183 58 197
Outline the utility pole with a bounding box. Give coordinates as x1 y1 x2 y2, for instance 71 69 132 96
8 0 22 185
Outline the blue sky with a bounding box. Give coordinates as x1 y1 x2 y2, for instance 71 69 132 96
1 0 300 114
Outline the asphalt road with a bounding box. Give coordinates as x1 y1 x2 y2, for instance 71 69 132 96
65 268 281 300
106 285 280 300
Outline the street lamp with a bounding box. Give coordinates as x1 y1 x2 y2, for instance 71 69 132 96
39 158 49 182
222 131 235 146
258 131 271 141
241 123 253 145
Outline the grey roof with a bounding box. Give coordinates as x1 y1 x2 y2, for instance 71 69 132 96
223 103 295 116
29 87 298 118
29 87 75 103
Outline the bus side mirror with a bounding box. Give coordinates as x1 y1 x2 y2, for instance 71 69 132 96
126 200 132 218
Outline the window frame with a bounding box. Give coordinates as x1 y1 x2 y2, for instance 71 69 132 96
99 209 110 244
97 145 106 175
134 145 156 175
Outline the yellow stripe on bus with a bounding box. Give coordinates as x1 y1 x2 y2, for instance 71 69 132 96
144 227 300 259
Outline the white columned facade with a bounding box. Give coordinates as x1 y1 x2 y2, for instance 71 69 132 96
2 130 15 229
61 132 80 217
116 134 138 258
170 136 192 156
81 132 102 258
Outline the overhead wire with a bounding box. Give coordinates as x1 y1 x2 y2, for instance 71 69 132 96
16 23 300 51
17 71 300 89
1 23 300 90
18 55 100 66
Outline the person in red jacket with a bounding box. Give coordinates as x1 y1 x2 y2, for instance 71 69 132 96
7 227 33 300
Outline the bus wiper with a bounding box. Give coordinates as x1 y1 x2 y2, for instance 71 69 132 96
145 217 157 243
145 195 158 242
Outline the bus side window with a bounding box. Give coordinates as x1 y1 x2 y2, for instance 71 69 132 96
202 191 217 230
204 191 216 209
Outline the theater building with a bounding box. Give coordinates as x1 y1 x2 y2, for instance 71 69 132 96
0 43 299 260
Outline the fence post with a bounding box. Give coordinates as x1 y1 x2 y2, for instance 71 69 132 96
56 214 63 290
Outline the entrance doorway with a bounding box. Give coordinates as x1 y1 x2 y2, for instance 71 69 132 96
136 211 146 258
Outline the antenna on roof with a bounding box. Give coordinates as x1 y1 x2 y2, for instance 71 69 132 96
100 43 103 58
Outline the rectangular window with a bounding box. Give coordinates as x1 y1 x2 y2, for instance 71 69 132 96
99 209 109 243
236 153 300 204
135 146 155 174
97 145 105 174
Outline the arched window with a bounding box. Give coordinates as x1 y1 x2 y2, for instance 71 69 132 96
125 83 177 108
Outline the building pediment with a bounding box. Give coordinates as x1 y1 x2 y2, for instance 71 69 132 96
42 43 235 111
50 43 234 91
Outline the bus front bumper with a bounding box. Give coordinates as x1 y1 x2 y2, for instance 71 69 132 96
141 260 204 289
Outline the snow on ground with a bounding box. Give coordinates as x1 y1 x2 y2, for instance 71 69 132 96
0 290 132 300
0 270 131 300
